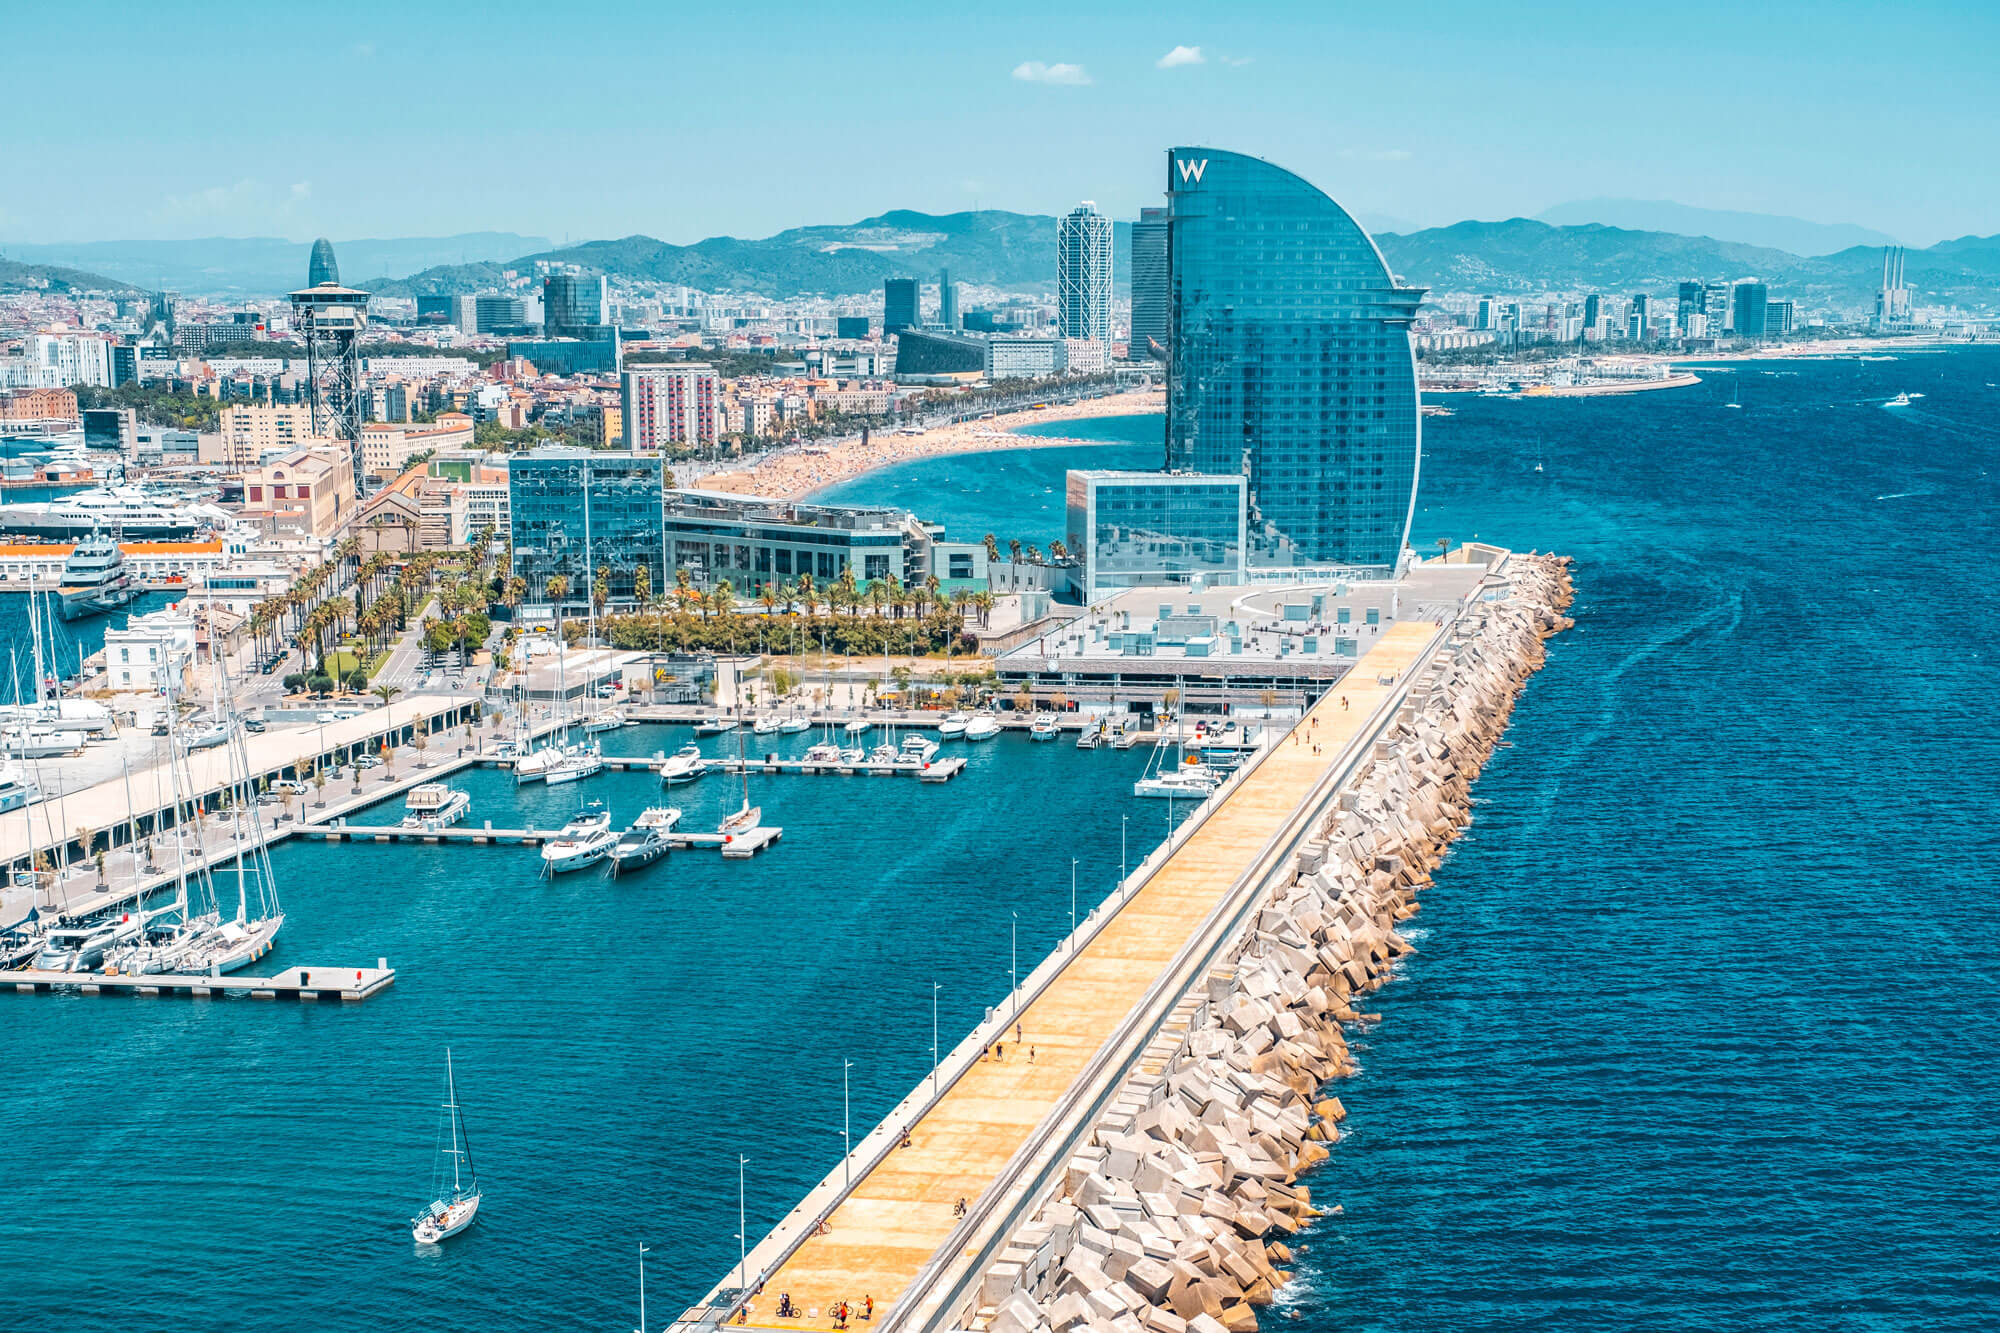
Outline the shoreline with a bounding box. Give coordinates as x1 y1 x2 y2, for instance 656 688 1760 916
693 389 1164 501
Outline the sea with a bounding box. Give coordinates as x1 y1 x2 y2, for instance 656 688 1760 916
6 350 1999 1329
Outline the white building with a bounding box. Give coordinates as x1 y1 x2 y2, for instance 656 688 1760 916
102 607 197 693
621 363 718 449
459 483 510 538
29 331 114 388
1057 202 1114 350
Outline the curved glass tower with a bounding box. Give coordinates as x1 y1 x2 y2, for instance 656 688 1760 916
1165 148 1424 572
308 237 339 287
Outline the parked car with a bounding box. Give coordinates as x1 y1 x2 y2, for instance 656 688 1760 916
354 754 383 770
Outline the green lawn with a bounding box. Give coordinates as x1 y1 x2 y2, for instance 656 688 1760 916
323 648 388 680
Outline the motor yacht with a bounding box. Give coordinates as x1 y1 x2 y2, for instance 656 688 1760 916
34 914 143 972
656 744 705 785
898 735 939 767
540 801 617 873
938 711 970 738
693 716 738 736
609 807 682 873
1029 715 1059 741
401 784 471 831
56 532 141 620
963 715 1000 742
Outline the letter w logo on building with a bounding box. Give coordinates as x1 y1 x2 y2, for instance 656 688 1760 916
1176 158 1208 185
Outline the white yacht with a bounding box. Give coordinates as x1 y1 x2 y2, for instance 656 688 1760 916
656 744 705 785
582 708 627 734
0 764 39 812
938 711 970 738
693 716 738 736
34 914 143 972
401 784 471 831
963 715 1000 742
0 485 230 541
540 801 617 873
609 807 682 873
56 533 141 620
1134 767 1221 800
778 716 811 734
2 725 86 759
1029 715 1059 741
751 714 784 735
842 718 873 737
898 735 939 767
802 741 844 765
544 744 603 785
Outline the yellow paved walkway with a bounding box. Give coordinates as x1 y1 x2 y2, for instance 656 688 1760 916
732 624 1438 1329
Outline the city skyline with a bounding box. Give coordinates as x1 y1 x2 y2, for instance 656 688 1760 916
5 1 1997 247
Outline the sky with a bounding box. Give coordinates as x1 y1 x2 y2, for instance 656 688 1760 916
6 0 1998 247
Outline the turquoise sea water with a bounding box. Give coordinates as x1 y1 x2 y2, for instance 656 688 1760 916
8 352 1999 1328
828 350 2000 1328
0 591 180 702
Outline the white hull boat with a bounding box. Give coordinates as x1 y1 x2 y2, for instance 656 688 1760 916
752 716 784 735
544 748 603 785
963 716 1000 742
541 801 615 873
411 1050 480 1245
693 717 737 736
777 717 811 733
401 784 471 831
656 744 705 785
938 712 970 738
1029 717 1059 741
609 807 682 873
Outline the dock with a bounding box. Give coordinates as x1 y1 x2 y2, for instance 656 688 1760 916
298 822 784 856
9 962 395 1001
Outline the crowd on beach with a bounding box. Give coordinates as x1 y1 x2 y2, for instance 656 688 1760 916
687 390 1165 501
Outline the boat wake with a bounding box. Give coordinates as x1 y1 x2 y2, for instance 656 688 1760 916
1875 490 1930 501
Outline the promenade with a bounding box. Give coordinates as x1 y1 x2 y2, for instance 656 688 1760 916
723 621 1439 1328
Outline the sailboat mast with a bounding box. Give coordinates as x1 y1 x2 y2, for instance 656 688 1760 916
28 567 45 709
446 1049 462 1194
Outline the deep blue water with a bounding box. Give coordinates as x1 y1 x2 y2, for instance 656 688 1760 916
828 350 2000 1329
0 723 1194 1330
0 590 180 702
9 352 1999 1329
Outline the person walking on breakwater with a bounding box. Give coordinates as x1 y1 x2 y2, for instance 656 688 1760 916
863 1295 873 1321
953 1198 967 1218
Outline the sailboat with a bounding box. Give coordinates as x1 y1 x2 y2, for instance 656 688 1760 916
717 730 760 836
411 1050 482 1245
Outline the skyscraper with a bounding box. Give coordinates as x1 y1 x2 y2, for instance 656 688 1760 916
1129 206 1169 362
544 272 608 338
1732 282 1769 339
1629 293 1650 341
621 364 717 450
937 268 959 331
1704 282 1732 334
1057 201 1113 347
884 277 919 334
1166 147 1424 573
1676 281 1705 336
308 238 339 288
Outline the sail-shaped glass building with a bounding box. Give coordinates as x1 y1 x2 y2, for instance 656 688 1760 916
1165 148 1425 574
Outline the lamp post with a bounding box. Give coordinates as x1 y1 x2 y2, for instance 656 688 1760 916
1121 814 1129 899
1010 911 1019 1019
737 1155 749 1294
1070 857 1078 945
636 1241 650 1333
841 1059 854 1187
931 982 942 1097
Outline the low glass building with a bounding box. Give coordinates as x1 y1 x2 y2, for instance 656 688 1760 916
1066 470 1246 602
508 449 666 616
1166 147 1425 573
661 490 925 592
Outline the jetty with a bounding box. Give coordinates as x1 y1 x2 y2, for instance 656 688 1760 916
9 962 395 1002
672 550 1576 1333
300 822 783 857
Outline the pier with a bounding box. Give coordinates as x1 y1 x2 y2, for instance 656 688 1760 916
299 822 784 857
9 962 395 1001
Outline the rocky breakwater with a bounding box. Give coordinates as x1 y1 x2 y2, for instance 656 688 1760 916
974 555 1575 1333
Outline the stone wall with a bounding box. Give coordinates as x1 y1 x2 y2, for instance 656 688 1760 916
969 555 1576 1333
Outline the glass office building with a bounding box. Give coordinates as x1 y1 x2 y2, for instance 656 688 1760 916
508 449 665 615
1066 470 1246 601
660 491 921 591
1165 147 1424 573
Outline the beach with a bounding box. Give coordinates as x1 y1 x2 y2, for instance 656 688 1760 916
691 389 1165 500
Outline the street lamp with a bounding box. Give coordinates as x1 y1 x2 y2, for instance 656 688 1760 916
841 1059 854 1187
931 982 942 1097
738 1155 749 1293
1121 814 1129 899
1010 911 1019 1019
636 1241 650 1333
1069 857 1078 946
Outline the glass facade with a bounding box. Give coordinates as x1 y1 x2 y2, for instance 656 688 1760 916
508 449 666 612
1165 147 1424 572
660 492 917 592
1067 470 1246 601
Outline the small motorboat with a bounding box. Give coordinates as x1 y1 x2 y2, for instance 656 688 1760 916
963 715 1000 742
842 718 873 737
752 715 784 735
778 716 811 733
401 783 471 831
693 717 738 736
656 744 705 785
540 801 617 873
609 807 682 873
898 735 939 767
938 711 970 738
1029 715 1059 741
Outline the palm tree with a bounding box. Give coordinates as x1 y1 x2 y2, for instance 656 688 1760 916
983 533 1001 564
633 562 652 608
545 574 569 641
1008 538 1023 566
1048 539 1069 563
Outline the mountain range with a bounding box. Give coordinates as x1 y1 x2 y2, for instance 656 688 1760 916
8 214 2000 314
1534 199 1899 257
1 233 549 296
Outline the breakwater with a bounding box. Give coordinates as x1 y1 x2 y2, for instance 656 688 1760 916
947 556 1574 1333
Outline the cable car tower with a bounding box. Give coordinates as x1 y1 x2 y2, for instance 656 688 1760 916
288 238 369 496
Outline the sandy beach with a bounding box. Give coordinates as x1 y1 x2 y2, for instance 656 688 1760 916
693 389 1165 500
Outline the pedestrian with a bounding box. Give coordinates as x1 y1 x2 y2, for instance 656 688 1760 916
1029 1046 1036 1063
996 1043 1004 1060
1015 1022 1023 1043
864 1295 874 1321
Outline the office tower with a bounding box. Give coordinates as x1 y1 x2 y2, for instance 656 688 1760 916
415 296 455 325
621 363 718 449
1057 201 1113 346
835 316 872 339
1129 206 1169 362
937 268 959 330
1703 282 1732 334
473 296 527 335
1676 281 1705 336
1166 147 1423 573
1629 293 1650 342
1732 282 1769 339
543 272 609 339
508 449 667 612
1475 295 1495 331
308 237 340 287
1582 294 1602 341
883 277 920 334
1766 299 1795 337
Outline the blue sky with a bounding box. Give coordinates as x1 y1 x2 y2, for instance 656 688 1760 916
7 0 1997 246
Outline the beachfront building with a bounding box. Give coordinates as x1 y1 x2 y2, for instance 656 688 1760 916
508 448 667 619
1166 147 1424 575
1058 201 1114 352
660 490 928 593
1065 470 1247 603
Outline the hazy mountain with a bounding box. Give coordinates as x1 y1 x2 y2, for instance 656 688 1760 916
3 233 550 296
1536 199 1897 257
370 211 1132 299
0 254 142 295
